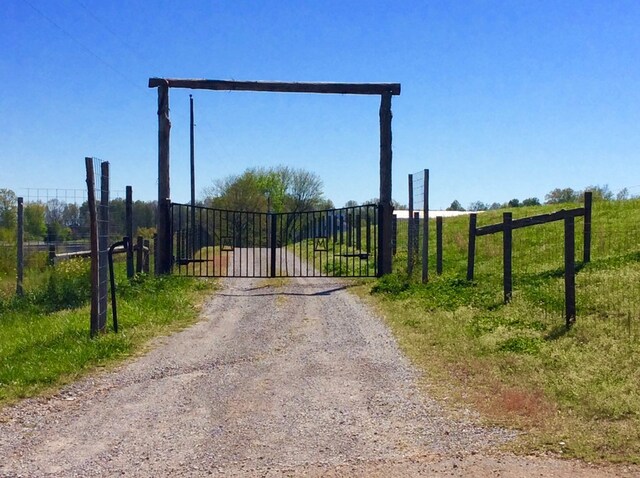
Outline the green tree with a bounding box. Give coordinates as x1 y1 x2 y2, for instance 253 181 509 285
545 187 579 204
468 201 487 211
507 198 521 208
24 202 47 240
584 184 613 201
0 188 17 231
521 197 541 206
204 166 329 213
446 200 465 211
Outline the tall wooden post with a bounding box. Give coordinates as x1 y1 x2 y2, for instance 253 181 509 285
422 169 429 283
16 197 24 296
126 186 134 278
583 191 592 263
407 173 414 275
85 157 100 337
378 92 393 276
503 212 513 303
436 216 443 275
157 82 171 275
99 161 109 332
467 213 477 281
565 216 577 327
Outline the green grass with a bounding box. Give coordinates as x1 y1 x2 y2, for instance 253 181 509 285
369 198 640 463
0 260 215 407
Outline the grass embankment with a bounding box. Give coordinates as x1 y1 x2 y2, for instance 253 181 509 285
369 198 640 463
0 259 214 408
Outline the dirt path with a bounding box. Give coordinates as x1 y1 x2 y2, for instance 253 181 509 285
0 275 636 477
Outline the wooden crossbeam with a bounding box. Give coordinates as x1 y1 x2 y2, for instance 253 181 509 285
475 208 586 237
148 78 401 95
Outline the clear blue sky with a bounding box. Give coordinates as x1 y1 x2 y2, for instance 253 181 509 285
1 0 639 209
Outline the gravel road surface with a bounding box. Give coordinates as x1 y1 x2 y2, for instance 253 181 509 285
0 265 636 476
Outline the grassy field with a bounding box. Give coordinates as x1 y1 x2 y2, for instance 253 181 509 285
367 198 640 463
0 259 215 408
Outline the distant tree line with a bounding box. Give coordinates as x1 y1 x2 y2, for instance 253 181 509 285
447 184 634 212
0 188 156 243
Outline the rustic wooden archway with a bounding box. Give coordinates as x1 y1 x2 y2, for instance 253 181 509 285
148 78 401 276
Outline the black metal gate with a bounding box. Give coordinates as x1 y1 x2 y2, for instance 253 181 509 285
170 203 379 278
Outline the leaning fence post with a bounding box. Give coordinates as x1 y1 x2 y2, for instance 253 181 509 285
565 216 577 327
436 216 443 275
583 191 592 263
467 213 477 281
16 197 24 296
503 212 513 303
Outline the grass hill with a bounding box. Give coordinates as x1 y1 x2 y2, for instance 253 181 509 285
370 198 640 462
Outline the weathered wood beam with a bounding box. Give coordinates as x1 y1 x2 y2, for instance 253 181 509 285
378 92 393 276
148 78 401 96
156 82 172 275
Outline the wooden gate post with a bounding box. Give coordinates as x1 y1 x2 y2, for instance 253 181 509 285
378 92 393 276
156 81 172 275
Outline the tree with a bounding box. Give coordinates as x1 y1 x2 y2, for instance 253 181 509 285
616 188 629 201
24 202 46 240
545 188 579 204
488 202 502 210
507 198 521 208
468 201 487 211
446 200 465 211
584 184 613 201
344 200 359 208
521 197 541 207
204 166 329 214
0 188 17 231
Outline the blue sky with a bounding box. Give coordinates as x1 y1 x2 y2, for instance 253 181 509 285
1 0 639 209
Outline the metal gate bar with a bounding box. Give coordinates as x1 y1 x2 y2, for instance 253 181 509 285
171 203 378 278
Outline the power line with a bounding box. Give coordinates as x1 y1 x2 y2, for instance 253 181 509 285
21 0 144 92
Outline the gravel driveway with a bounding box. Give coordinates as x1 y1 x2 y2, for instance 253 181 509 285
0 270 636 476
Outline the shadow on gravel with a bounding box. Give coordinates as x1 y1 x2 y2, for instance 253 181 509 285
218 285 349 298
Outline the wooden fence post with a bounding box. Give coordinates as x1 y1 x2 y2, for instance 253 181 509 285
85 157 100 337
583 191 592 263
565 216 577 327
136 236 144 273
48 244 56 266
467 213 477 281
98 161 109 333
503 212 513 303
143 239 150 273
16 197 24 296
392 214 397 255
407 173 414 275
126 186 134 278
422 169 429 283
436 216 443 275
